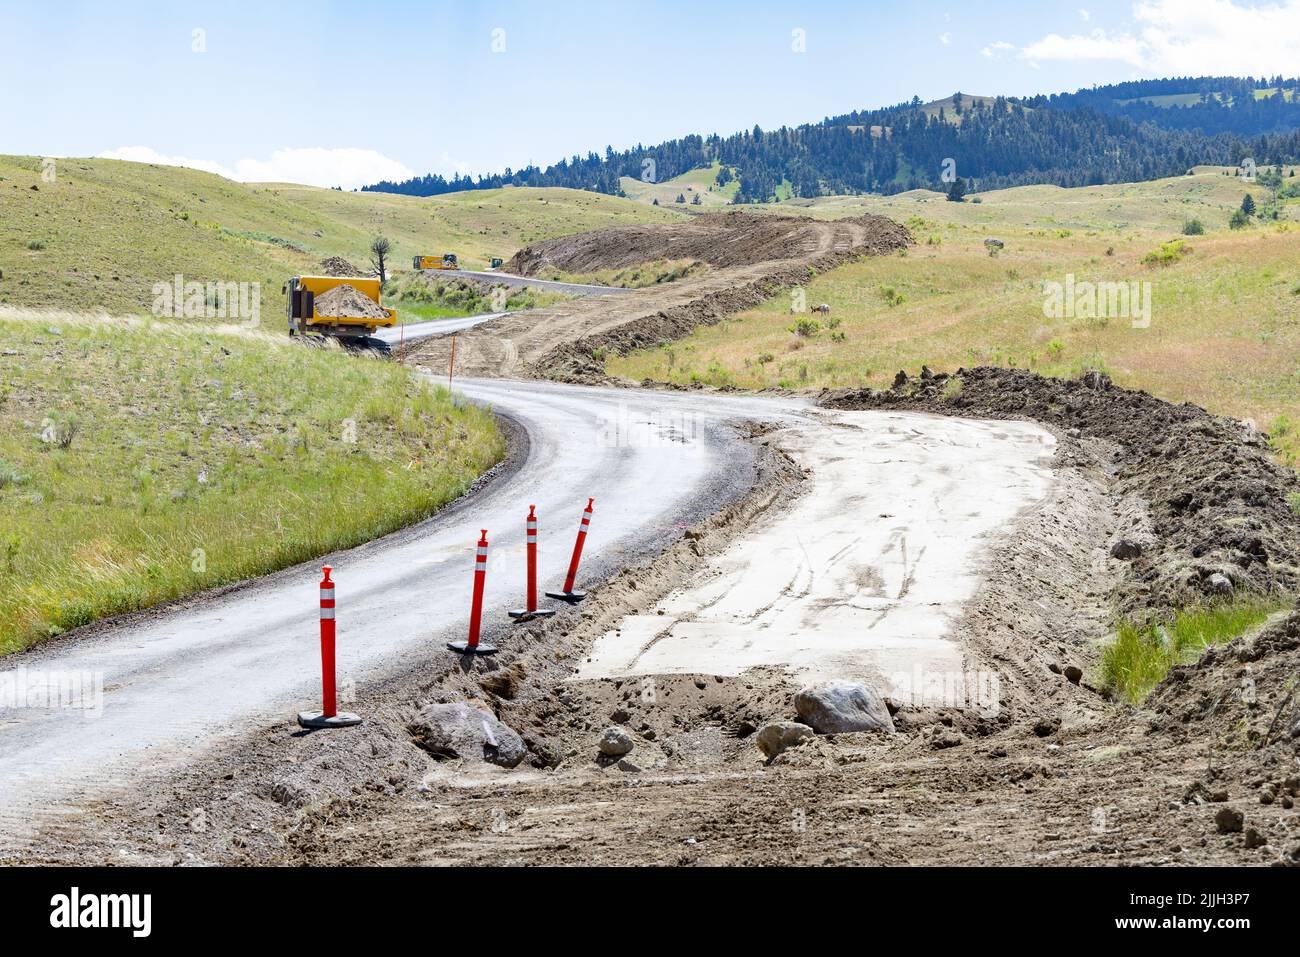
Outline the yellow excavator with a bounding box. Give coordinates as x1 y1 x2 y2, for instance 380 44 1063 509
412 253 459 271
285 275 396 340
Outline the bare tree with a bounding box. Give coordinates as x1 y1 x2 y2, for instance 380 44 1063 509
369 235 392 286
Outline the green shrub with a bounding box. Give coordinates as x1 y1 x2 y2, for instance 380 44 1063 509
1142 238 1191 265
1182 218 1205 235
787 317 821 338
26 239 46 251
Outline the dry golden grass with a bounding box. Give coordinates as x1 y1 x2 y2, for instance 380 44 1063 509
610 169 1300 464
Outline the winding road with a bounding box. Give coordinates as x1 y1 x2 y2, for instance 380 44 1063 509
0 309 1057 846
0 379 808 835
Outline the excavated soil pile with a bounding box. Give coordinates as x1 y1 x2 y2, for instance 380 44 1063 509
317 256 364 277
313 283 388 320
408 213 912 381
823 366 1300 613
507 210 910 275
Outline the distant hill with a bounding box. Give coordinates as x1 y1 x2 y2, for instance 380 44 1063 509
0 155 674 313
365 76 1300 202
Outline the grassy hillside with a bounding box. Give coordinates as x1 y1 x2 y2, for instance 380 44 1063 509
609 167 1300 465
0 155 679 315
618 162 738 208
0 308 504 654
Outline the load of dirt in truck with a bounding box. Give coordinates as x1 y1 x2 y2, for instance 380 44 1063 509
312 283 388 320
505 211 910 276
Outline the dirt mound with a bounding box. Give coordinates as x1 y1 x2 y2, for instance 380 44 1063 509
317 256 364 277
506 211 909 276
823 367 1300 613
409 215 912 381
313 283 387 320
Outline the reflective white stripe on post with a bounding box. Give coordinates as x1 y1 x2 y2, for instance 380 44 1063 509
320 588 335 598
320 608 335 619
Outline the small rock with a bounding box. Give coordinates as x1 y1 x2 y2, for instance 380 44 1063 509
1109 538 1142 560
597 726 634 757
610 708 631 724
1214 806 1244 834
1063 665 1083 685
932 729 965 750
1205 572 1234 597
1243 828 1266 849
794 681 894 735
1033 716 1061 737
920 365 934 380
1288 719 1300 739
891 370 908 390
756 721 815 759
616 758 642 773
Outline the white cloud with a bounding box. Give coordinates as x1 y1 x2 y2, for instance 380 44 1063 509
95 146 415 190
1020 29 1146 66
1020 0 1300 74
981 40 1015 58
1079 7 1091 20
939 32 952 45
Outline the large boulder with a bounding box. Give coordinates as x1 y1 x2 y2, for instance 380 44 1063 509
597 726 634 757
408 702 527 768
756 721 815 758
794 682 895 735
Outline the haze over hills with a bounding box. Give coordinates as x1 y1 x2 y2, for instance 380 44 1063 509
365 76 1300 202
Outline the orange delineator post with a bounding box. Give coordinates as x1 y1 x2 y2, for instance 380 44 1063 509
449 530 498 655
546 498 593 604
297 565 362 728
509 505 555 621
320 567 337 717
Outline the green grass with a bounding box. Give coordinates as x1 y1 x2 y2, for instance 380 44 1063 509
385 273 574 324
0 308 504 654
0 154 677 315
532 258 701 288
618 162 739 207
1098 599 1285 705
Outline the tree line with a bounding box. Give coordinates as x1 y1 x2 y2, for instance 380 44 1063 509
363 77 1300 202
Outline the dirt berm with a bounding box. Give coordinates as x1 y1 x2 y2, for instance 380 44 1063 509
405 212 910 380
822 366 1300 614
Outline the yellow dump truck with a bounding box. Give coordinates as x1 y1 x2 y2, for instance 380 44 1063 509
412 253 459 271
285 275 397 339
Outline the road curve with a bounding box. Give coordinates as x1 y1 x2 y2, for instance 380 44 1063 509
371 311 507 346
0 380 808 834
445 269 634 296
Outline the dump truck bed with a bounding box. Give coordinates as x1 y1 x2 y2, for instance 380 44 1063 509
294 275 397 328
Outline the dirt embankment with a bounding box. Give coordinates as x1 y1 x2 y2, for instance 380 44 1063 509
506 210 904 275
822 367 1300 614
405 213 911 381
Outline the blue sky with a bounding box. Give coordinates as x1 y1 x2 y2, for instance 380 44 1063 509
3 0 1298 188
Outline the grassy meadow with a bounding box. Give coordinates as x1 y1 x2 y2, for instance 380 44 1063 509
0 309 504 654
608 167 1300 464
0 154 678 315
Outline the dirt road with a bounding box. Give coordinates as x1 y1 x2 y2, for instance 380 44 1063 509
406 213 910 381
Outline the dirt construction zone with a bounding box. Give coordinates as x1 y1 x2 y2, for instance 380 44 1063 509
10 198 1300 869
405 211 911 381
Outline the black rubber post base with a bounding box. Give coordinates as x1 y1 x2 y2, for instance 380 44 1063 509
508 608 557 621
447 641 499 655
545 590 587 604
297 710 363 729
